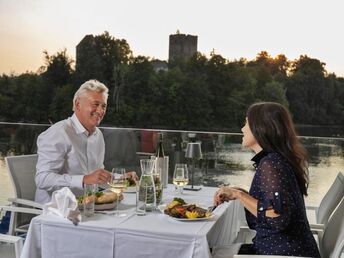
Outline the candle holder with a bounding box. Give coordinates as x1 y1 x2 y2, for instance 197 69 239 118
184 142 202 191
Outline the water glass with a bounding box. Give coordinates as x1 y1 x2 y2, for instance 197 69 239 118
136 186 148 216
83 184 96 217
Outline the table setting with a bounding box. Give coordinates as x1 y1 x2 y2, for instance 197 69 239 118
20 158 243 258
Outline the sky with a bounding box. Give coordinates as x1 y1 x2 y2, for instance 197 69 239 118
1 0 344 77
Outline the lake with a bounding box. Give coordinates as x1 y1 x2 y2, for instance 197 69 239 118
1 135 343 207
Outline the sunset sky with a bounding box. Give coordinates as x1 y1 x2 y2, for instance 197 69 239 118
1 0 343 76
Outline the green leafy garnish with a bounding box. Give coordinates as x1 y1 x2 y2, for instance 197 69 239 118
95 192 104 197
173 197 186 205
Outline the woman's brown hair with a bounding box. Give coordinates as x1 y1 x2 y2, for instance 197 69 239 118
247 102 309 196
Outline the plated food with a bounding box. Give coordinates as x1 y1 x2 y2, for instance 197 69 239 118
160 198 212 220
124 178 138 193
78 191 123 210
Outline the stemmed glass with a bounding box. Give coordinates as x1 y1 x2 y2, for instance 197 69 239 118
108 167 127 217
173 164 189 195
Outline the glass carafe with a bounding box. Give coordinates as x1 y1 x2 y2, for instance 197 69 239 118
138 159 156 211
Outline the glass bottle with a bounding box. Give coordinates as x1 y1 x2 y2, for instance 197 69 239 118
155 133 169 188
156 133 165 157
153 171 163 205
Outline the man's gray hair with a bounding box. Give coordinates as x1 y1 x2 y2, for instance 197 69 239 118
73 80 109 111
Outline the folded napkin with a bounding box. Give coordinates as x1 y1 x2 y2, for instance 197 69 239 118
43 187 81 225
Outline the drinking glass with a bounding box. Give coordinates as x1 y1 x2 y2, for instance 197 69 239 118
136 186 148 216
108 167 127 217
173 163 189 194
83 184 96 217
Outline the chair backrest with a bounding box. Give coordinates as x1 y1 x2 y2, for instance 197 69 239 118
103 129 140 172
321 196 344 258
317 172 344 225
5 154 38 202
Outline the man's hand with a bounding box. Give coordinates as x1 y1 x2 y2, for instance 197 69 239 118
125 171 139 181
83 169 111 185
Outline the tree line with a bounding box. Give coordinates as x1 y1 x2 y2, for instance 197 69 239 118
1 31 343 131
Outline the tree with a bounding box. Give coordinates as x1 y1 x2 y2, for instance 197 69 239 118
0 73 46 122
39 49 74 120
48 84 75 122
40 49 74 87
75 31 132 91
286 56 331 124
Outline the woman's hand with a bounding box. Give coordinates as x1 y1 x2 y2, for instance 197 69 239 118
213 186 242 206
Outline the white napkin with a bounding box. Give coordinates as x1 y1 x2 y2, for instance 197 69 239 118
43 187 81 222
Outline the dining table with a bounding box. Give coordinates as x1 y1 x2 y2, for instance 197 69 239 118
21 185 243 258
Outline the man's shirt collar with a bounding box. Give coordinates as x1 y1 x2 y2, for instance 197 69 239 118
71 113 97 137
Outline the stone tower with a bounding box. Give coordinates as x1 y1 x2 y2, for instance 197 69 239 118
75 34 95 70
168 32 197 62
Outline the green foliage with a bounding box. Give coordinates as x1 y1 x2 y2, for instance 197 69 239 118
286 55 343 125
48 84 75 122
74 31 132 90
1 32 343 129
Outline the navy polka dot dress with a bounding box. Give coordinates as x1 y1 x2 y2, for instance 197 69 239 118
244 151 320 257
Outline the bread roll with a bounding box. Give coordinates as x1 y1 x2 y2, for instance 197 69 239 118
96 192 123 204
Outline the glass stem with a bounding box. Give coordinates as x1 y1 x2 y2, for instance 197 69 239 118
116 198 119 215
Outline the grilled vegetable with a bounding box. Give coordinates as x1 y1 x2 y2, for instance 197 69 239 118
164 199 211 219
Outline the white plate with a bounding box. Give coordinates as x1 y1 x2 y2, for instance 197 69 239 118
170 215 214 221
94 202 116 210
79 201 119 210
158 204 214 221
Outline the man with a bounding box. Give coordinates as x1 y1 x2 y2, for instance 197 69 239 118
35 80 114 204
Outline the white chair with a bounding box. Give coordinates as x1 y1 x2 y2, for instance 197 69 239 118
307 172 344 230
0 154 43 236
316 196 344 258
212 196 344 258
0 233 23 258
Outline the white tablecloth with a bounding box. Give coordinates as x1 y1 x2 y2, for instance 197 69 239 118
21 185 242 258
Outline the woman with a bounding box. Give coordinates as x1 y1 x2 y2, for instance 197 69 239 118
214 102 320 257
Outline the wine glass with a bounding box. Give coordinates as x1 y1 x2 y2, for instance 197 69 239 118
108 167 127 217
173 163 189 195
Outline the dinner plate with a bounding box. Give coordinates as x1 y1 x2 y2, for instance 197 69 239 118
78 201 117 211
94 202 116 211
158 204 214 221
169 215 214 221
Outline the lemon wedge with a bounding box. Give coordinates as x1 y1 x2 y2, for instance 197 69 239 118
185 211 199 219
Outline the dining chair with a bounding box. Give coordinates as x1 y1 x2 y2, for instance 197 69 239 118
0 233 23 258
212 195 344 258
0 154 43 236
307 171 344 230
103 129 141 172
316 196 344 258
